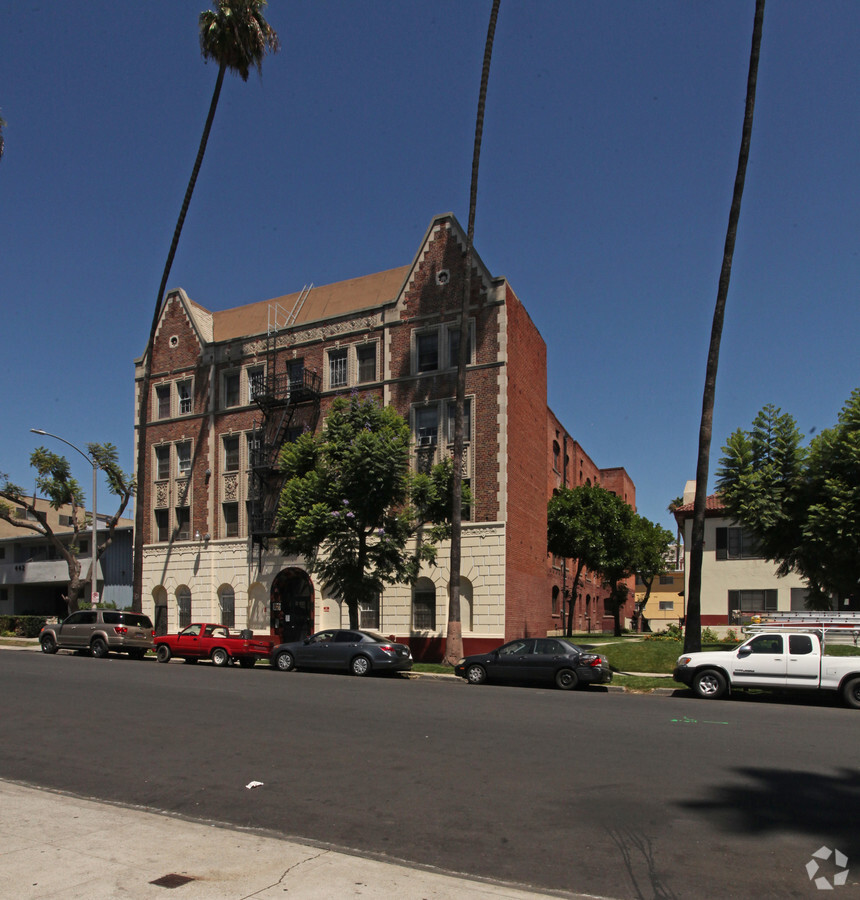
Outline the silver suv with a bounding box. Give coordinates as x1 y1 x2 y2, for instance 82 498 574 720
40 610 154 659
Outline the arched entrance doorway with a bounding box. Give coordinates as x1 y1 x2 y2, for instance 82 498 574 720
270 568 314 642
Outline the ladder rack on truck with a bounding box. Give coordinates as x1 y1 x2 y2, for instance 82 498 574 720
742 613 860 645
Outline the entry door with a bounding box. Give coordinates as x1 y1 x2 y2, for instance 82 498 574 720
730 634 787 687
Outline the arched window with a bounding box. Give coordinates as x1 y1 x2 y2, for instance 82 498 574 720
412 578 436 631
176 586 191 629
219 585 235 628
552 585 560 616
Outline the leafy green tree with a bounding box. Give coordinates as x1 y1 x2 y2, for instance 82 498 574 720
630 516 675 631
447 0 502 666
0 445 135 615
686 0 765 654
717 389 860 608
548 485 643 636
548 485 616 635
276 396 459 629
134 1 279 611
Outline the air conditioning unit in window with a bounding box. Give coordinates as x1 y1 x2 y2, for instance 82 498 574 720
416 431 435 447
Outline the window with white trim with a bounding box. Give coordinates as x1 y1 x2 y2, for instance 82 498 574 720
223 435 240 473
357 343 377 384
176 442 191 476
177 380 193 415
222 371 240 409
156 385 170 420
415 406 438 447
328 348 348 389
415 330 439 373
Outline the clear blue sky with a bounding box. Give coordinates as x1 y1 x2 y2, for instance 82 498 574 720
2 1 858 535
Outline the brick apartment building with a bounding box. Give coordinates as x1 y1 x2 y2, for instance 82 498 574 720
134 213 635 658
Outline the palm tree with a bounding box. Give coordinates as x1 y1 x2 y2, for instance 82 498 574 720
444 0 502 666
685 0 765 652
132 1 279 611
667 496 683 570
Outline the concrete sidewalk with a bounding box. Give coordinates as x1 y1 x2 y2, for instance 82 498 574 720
0 780 595 900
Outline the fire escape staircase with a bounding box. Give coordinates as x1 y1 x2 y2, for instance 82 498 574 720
248 289 320 548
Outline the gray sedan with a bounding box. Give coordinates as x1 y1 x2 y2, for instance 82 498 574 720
270 629 413 677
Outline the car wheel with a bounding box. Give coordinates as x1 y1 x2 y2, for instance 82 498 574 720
350 655 371 677
211 647 230 667
156 644 172 663
238 658 256 669
693 669 727 700
90 637 109 659
40 635 58 654
274 650 295 672
466 664 487 685
555 668 579 690
842 676 860 710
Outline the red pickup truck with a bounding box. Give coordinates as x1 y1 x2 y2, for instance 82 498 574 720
155 623 275 668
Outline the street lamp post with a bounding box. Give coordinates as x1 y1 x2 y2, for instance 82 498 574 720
30 429 99 608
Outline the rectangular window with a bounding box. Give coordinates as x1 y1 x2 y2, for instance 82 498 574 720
357 344 377 383
223 372 240 408
359 594 380 630
155 446 170 480
413 591 436 630
288 359 305 392
658 601 675 611
247 432 261 470
177 380 192 415
716 527 762 560
178 589 191 628
223 435 240 472
156 385 171 419
59 514 74 527
248 366 264 403
176 442 191 476
415 406 438 446
728 589 778 615
175 507 191 541
329 348 348 388
659 575 675 585
416 331 439 373
223 502 239 538
446 399 472 443
220 590 235 628
155 509 169 542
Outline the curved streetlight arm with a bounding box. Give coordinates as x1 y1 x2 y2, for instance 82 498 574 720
30 429 96 468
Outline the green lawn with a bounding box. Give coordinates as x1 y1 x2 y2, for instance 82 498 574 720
599 640 735 675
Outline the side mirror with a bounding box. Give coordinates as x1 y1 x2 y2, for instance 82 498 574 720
737 646 752 657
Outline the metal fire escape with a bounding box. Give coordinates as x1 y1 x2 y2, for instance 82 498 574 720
248 287 320 549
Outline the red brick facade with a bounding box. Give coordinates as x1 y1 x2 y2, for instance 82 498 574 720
135 214 635 655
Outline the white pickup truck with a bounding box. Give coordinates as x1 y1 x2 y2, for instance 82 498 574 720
673 630 860 708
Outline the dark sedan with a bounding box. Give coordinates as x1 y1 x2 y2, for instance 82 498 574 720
455 637 612 690
270 629 413 677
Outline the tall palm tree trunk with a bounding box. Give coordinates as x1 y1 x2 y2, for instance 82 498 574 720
132 64 227 611
444 0 501 665
685 0 764 652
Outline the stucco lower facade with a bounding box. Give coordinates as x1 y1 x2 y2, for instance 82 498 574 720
141 521 508 660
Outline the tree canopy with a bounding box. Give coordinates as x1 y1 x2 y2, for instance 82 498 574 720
0 444 135 614
548 485 670 635
716 388 860 607
276 395 459 628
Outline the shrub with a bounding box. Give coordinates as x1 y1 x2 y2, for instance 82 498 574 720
645 623 683 642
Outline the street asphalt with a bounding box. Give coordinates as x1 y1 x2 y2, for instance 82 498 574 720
0 640 606 900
